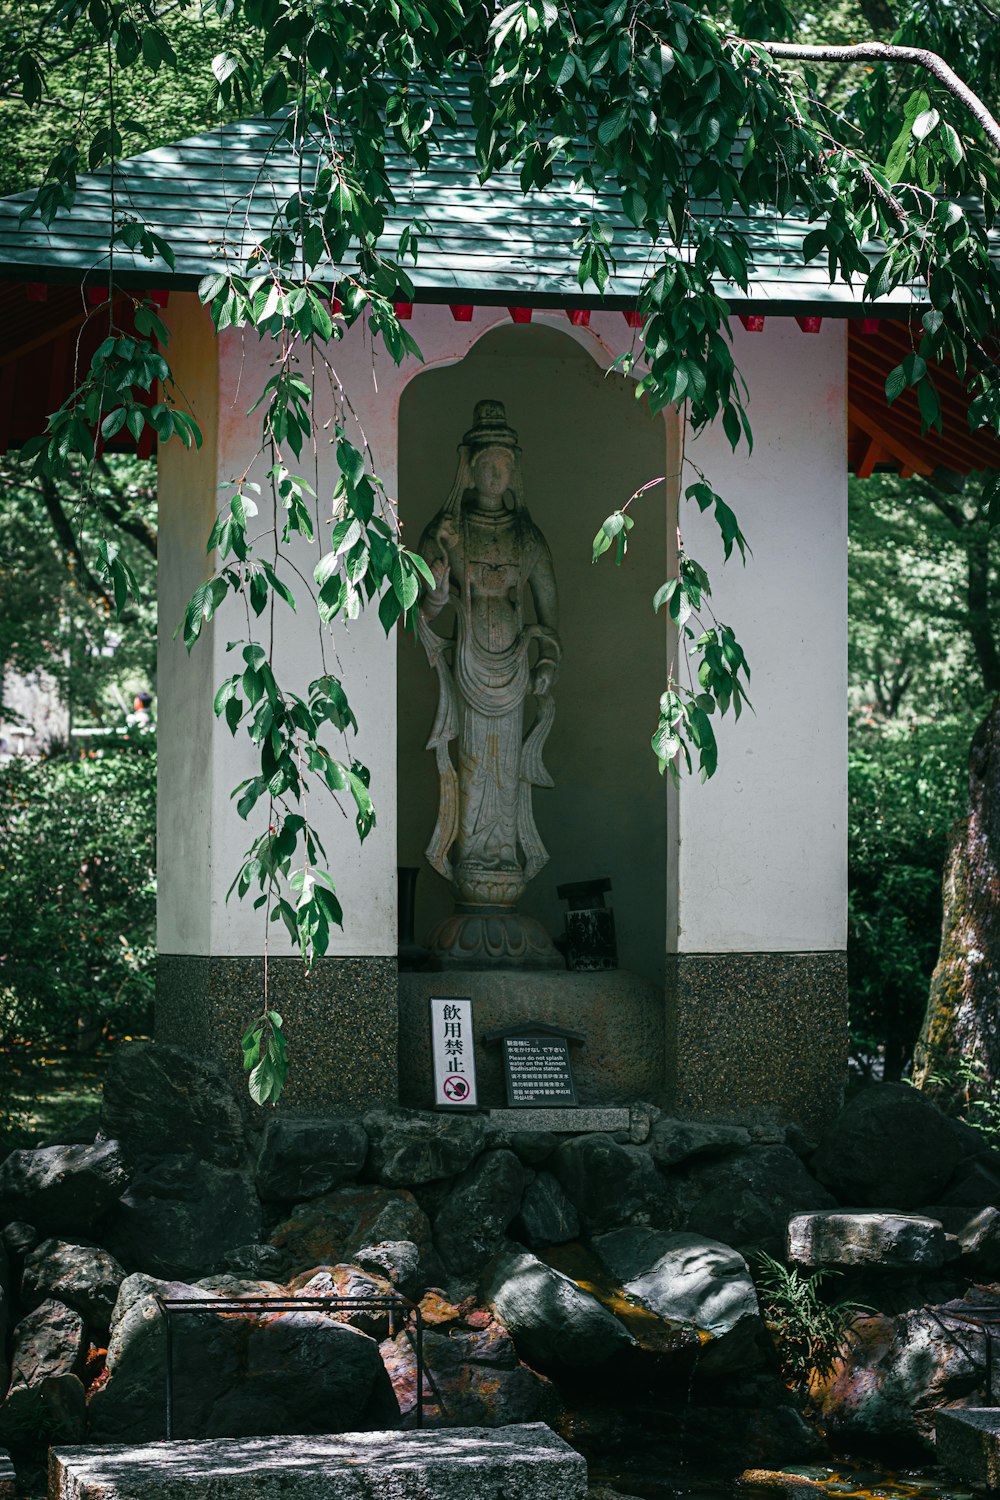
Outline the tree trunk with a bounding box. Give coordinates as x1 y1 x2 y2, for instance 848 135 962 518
913 694 1000 1099
967 528 1000 696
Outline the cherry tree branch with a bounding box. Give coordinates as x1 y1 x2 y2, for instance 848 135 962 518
750 40 1000 152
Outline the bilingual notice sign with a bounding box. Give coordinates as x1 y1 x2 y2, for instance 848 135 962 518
430 997 478 1110
486 1022 583 1108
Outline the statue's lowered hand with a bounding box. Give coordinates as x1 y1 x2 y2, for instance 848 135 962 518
531 661 557 697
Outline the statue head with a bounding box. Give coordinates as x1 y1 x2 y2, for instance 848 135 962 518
447 399 523 513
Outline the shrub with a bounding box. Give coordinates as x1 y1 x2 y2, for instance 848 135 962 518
0 748 155 1044
754 1252 866 1401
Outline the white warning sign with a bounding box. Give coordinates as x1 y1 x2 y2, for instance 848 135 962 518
430 996 478 1110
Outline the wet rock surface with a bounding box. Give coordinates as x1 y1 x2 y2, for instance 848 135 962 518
515 1172 580 1248
254 1116 369 1202
364 1108 486 1186
0 1140 128 1234
99 1041 246 1168
481 1243 633 1371
21 1239 126 1331
105 1156 262 1280
787 1212 947 1271
88 1271 394 1442
671 1146 835 1255
269 1184 431 1274
812 1084 963 1210
434 1149 524 1276
813 1292 991 1450
4 1058 1000 1474
549 1134 666 1232
592 1228 766 1375
380 1303 556 1427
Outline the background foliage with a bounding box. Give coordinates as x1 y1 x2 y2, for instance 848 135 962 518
0 454 157 737
847 468 999 1077
0 748 156 1047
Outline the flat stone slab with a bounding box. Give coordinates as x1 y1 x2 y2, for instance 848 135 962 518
50 1424 587 1500
487 1108 629 1134
787 1211 946 1269
937 1408 1000 1488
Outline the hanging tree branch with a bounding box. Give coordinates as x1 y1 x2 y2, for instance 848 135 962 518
751 40 1000 152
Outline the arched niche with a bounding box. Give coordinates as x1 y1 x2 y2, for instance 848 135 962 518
397 319 670 985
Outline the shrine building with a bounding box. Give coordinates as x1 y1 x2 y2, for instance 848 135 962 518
0 100 996 1132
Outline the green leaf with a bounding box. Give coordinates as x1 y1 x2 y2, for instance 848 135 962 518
911 108 939 141
654 578 678 612
885 364 907 404
391 555 419 610
598 104 629 147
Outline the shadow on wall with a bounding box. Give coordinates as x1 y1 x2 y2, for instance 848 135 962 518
397 320 670 985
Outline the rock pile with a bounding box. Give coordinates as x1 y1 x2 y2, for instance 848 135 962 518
0 1044 997 1468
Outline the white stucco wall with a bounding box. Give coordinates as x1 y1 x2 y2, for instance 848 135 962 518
673 319 848 953
157 300 846 964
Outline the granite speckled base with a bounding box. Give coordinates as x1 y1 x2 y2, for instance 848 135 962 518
398 969 664 1108
665 952 847 1136
156 955 398 1113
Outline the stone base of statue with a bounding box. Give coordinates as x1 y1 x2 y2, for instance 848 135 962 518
397 968 665 1106
429 907 563 970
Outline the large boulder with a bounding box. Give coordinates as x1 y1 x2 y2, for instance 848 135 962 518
0 1299 88 1448
813 1296 987 1452
363 1109 486 1186
592 1228 766 1376
647 1119 752 1170
88 1272 395 1442
222 1244 290 1281
290 1265 398 1340
21 1239 126 1331
549 1135 666 1232
514 1172 580 1249
270 1185 431 1276
0 1141 128 1235
481 1243 633 1371
104 1156 262 1280
787 1211 946 1271
99 1040 247 1168
812 1084 963 1210
380 1307 555 1427
352 1240 423 1301
954 1206 1000 1275
936 1157 1000 1209
254 1117 368 1202
671 1147 834 1256
434 1150 524 1277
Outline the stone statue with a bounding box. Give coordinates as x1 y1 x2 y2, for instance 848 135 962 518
417 399 563 968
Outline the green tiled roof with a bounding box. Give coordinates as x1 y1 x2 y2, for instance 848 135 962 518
0 105 935 314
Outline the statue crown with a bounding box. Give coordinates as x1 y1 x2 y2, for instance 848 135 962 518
462 398 519 450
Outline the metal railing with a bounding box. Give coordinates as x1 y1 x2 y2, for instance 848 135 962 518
154 1293 426 1439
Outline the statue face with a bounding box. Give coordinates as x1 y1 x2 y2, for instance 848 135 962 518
471 444 514 501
